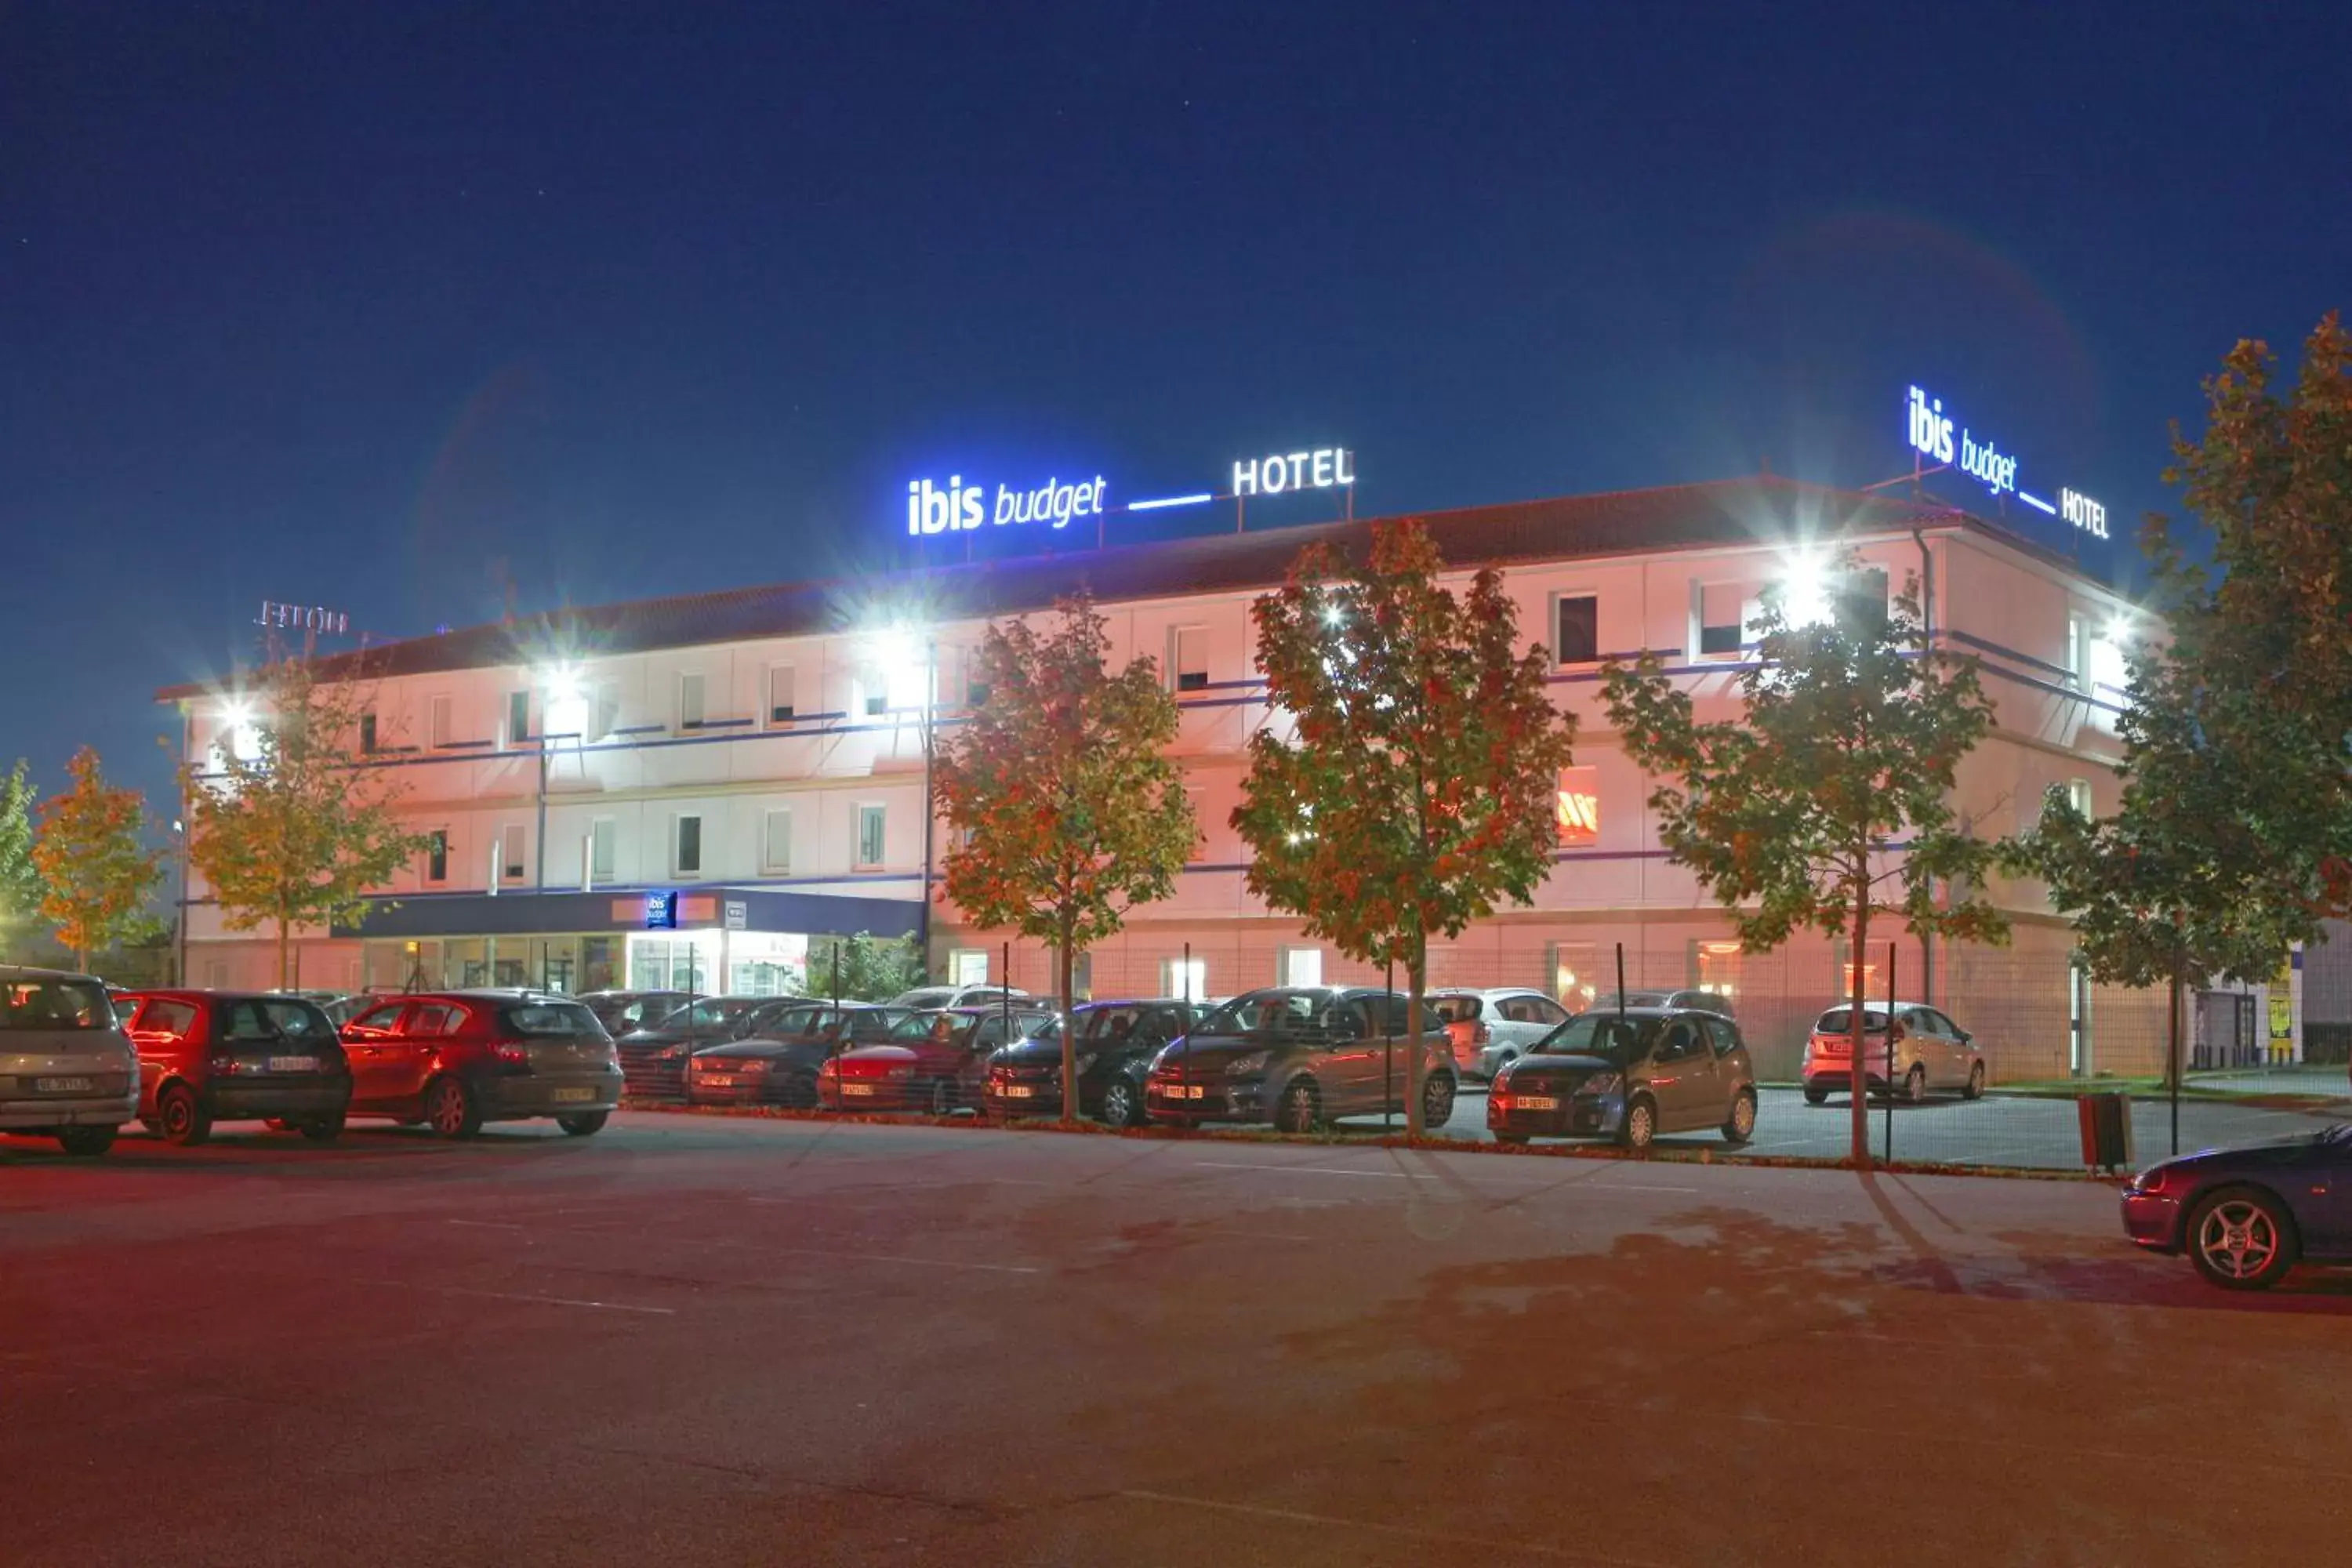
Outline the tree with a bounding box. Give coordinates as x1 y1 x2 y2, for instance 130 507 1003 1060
183 655 432 988
2135 313 2352 926
932 595 1197 1123
809 931 927 1003
0 758 44 959
1235 518 1577 1136
1602 564 2008 1167
29 748 164 973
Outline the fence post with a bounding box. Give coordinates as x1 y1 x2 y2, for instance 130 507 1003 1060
1883 940 1896 1167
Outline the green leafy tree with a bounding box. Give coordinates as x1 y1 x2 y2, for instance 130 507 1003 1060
183 656 432 988
30 748 165 973
2136 312 2352 926
1602 565 2007 1167
0 758 44 959
933 595 1197 1122
1235 518 1577 1136
809 932 927 1003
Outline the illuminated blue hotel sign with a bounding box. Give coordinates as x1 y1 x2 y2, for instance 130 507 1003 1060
904 446 1356 539
1904 386 2107 541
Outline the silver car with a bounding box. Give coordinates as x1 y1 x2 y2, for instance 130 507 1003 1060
1 967 140 1155
1428 987 1573 1079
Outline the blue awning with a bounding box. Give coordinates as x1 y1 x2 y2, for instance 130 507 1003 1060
330 886 923 941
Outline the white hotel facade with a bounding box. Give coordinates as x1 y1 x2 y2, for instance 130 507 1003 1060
168 477 2158 1081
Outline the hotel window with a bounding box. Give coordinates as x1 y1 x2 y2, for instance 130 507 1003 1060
762 808 793 874
768 666 796 726
675 814 702 877
1162 955 1207 1004
500 826 527 884
590 818 616 884
2068 778 2093 818
1280 946 1323 988
425 830 449 884
2066 615 2089 692
1553 594 1599 665
856 804 886 869
949 949 989 986
358 713 378 753
429 695 454 749
862 677 887 718
507 690 531 746
679 673 706 731
1697 582 1756 657
590 682 620 741
1172 626 1210 691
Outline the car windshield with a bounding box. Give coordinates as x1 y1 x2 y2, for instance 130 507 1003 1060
889 1011 976 1045
1198 990 1342 1037
501 1002 606 1037
1531 1012 1657 1062
893 988 956 1010
1816 1007 1892 1034
1 977 116 1030
222 998 338 1040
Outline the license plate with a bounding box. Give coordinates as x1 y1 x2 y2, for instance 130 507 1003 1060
1163 1083 1202 1100
267 1056 318 1073
701 1075 736 1088
1002 1084 1036 1098
842 1083 876 1096
34 1076 94 1094
1513 1094 1559 1111
550 1087 597 1104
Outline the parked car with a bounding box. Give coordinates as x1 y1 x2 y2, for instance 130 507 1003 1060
579 989 696 1038
615 995 797 1101
118 990 351 1145
982 999 1207 1125
1802 1000 1984 1105
1428 988 1573 1080
2122 1124 2352 1290
1487 1005 1758 1149
337 990 621 1138
686 1002 910 1108
0 967 139 1156
1587 988 1734 1018
1144 987 1458 1134
887 983 1032 1011
820 1005 1056 1113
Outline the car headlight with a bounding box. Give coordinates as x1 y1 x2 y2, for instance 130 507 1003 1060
1225 1051 1270 1077
1573 1072 1621 1098
2130 1165 2169 1195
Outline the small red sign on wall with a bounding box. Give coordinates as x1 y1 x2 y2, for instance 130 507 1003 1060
1556 766 1599 845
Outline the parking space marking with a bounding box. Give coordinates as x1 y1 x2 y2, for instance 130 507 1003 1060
1116 1490 1657 1564
388 1282 677 1316
764 1246 1042 1275
1192 1160 1413 1178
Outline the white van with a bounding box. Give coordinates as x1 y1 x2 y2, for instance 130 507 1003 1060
1 967 140 1155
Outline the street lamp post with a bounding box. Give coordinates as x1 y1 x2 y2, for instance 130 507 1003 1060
918 636 938 981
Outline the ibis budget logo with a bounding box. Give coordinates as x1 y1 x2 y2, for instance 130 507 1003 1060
906 474 1108 535
1904 385 2108 541
1555 766 1600 846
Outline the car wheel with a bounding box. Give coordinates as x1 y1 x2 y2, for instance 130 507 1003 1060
1420 1073 1456 1131
423 1076 482 1140
299 1112 346 1143
1802 1083 1828 1105
1276 1080 1321 1134
556 1112 608 1137
2188 1185 2297 1290
1904 1065 1929 1105
1722 1089 1757 1145
55 1125 117 1156
1962 1062 1986 1101
779 1073 818 1110
1099 1079 1142 1128
1619 1094 1657 1151
158 1083 211 1147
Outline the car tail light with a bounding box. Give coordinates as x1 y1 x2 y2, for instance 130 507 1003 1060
492 1039 528 1064
207 1054 242 1074
1473 1022 1491 1047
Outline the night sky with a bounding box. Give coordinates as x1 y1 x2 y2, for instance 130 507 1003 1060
5 1 2347 812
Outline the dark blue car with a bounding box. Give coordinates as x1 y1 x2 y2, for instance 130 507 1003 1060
2121 1123 2352 1289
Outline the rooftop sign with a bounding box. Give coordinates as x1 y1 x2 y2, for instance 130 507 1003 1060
1904 386 2108 541
904 446 1356 540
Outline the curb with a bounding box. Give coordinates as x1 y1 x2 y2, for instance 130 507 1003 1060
619 1097 2118 1184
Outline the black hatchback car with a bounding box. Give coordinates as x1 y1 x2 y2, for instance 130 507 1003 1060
686 1001 910 1108
982 999 1206 1125
615 995 799 1101
1486 1006 1758 1150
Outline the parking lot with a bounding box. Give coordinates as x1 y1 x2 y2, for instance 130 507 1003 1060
7 1111 2352 1566
1349 1083 2352 1169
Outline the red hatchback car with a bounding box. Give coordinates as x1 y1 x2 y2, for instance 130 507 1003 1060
120 990 353 1145
337 990 623 1138
818 1005 1055 1114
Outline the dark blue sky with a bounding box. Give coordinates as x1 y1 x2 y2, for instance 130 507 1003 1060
5 0 2347 810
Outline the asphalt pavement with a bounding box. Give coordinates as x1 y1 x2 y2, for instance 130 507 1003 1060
5 1112 2350 1566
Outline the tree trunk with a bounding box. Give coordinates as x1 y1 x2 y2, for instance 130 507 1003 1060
1405 933 1428 1138
1057 913 1076 1128
1848 887 1872 1170
2168 950 2185 1156
74 938 89 975
277 913 292 991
